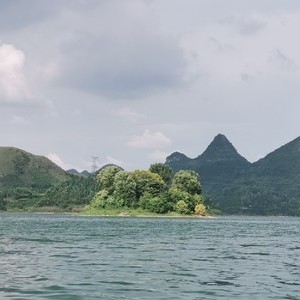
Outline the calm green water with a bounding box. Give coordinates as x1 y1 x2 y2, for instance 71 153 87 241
0 213 299 299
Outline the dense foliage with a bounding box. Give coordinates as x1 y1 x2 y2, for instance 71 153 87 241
166 134 300 216
149 163 173 185
0 191 7 211
87 167 207 215
2 134 299 216
0 147 68 190
39 174 99 208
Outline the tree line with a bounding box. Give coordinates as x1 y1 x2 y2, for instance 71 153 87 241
86 163 207 215
0 163 208 216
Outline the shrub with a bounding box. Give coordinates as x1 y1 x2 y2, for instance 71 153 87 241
175 200 189 214
195 203 207 216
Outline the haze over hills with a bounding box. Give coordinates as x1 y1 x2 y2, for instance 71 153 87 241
166 134 300 215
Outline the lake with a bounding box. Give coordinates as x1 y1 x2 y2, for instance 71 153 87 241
0 213 299 299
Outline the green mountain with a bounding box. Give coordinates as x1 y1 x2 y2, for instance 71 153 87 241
166 134 251 196
220 136 300 215
66 169 91 177
0 147 68 189
166 134 300 215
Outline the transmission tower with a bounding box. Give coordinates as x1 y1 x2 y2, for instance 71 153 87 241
91 156 99 173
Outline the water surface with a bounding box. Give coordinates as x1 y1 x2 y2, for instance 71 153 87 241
0 213 299 299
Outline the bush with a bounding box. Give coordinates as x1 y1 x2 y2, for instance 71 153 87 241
195 203 207 216
91 190 110 209
175 200 189 214
139 193 173 214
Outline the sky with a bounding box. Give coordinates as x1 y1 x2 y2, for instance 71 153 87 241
0 0 299 172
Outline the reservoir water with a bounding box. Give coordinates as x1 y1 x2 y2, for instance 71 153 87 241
0 213 299 299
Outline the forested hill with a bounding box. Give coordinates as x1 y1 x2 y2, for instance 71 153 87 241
166 134 300 216
220 136 300 215
0 147 68 189
166 134 251 196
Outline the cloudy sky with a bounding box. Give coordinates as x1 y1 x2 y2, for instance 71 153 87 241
1 0 299 171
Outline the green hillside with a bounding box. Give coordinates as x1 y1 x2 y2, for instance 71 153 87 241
219 136 300 215
166 134 251 198
166 134 300 216
0 147 68 189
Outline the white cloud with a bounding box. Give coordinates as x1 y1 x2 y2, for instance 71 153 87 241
149 150 170 163
113 107 145 123
127 130 171 149
46 152 69 170
0 43 31 103
1 1 300 171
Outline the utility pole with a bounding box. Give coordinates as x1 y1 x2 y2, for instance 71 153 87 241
91 156 99 173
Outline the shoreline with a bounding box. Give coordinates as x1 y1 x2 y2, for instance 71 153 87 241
2 207 215 219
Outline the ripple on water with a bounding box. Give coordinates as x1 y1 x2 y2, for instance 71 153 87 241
1 214 300 299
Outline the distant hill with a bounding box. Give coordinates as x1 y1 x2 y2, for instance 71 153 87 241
220 136 300 215
66 164 124 178
97 164 124 173
166 134 251 197
166 134 300 216
0 147 68 189
66 169 91 177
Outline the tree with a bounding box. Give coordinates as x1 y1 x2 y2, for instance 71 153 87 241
13 153 30 175
169 170 205 214
0 192 7 211
113 171 137 207
149 163 173 185
139 193 173 213
90 189 110 209
175 200 189 214
168 189 204 214
131 170 167 199
97 166 122 194
40 174 98 208
171 170 201 195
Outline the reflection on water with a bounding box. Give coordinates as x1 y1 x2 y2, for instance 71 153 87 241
0 213 300 299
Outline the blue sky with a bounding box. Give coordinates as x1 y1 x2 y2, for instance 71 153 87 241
0 0 299 171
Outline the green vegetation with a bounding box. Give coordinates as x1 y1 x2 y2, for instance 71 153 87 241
166 134 300 216
39 174 99 209
149 163 173 185
0 147 68 189
0 146 208 215
85 167 208 216
2 134 300 216
0 147 69 211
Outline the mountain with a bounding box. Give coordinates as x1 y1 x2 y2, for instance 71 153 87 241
66 169 91 177
166 134 251 196
166 134 300 216
66 169 80 175
0 147 68 189
97 164 124 173
220 136 300 215
165 152 190 171
81 170 91 177
252 136 300 178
